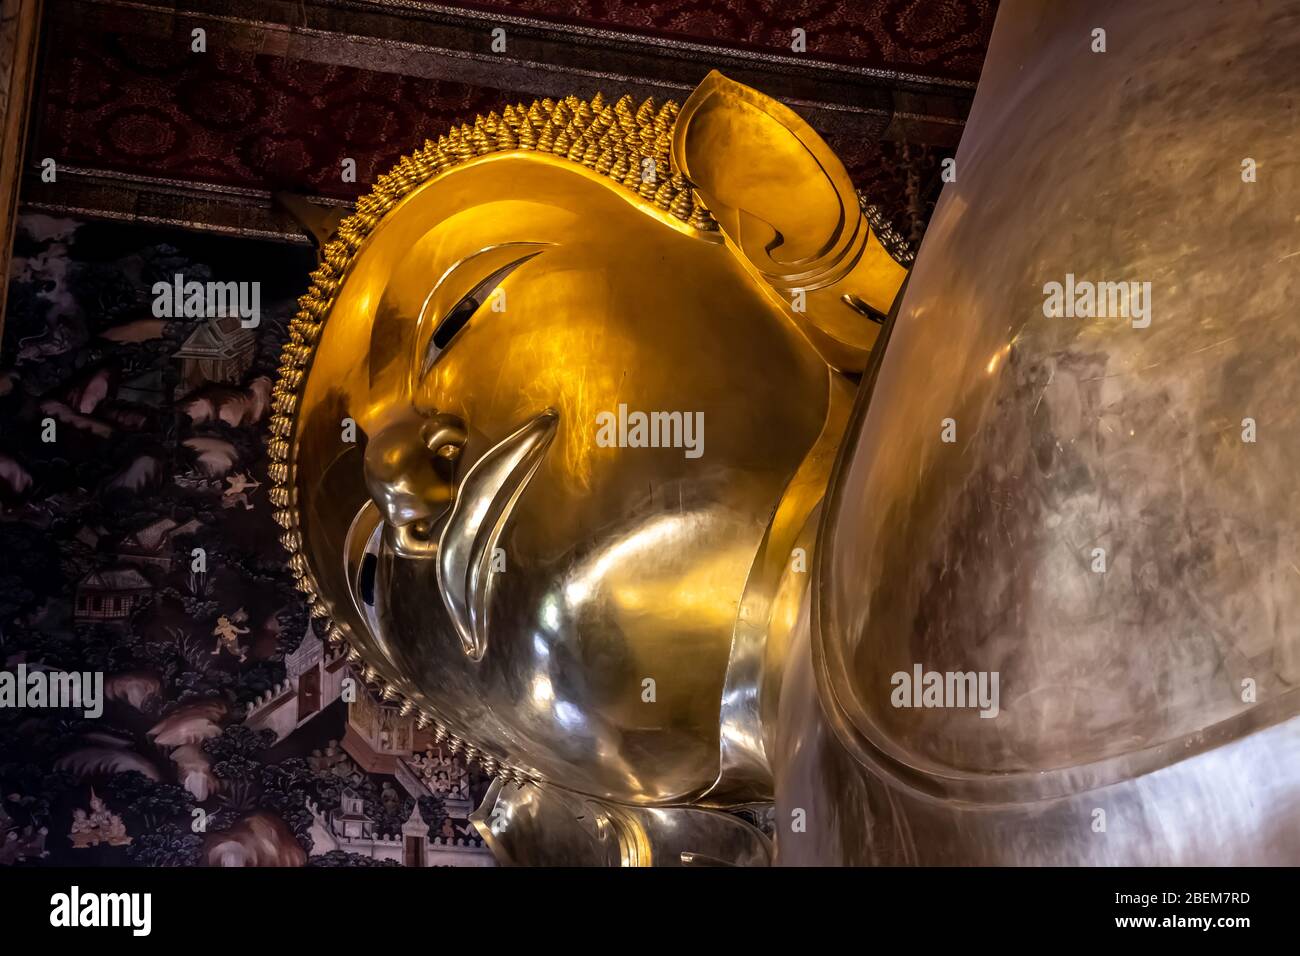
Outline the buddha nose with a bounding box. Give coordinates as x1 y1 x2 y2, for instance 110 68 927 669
362 407 467 556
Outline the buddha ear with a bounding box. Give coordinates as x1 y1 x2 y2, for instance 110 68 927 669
672 71 862 284
672 71 907 372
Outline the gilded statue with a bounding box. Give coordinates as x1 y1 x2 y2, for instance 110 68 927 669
271 0 1300 865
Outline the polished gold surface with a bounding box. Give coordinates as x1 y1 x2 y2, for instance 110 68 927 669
271 71 906 852
779 0 1300 864
470 779 771 867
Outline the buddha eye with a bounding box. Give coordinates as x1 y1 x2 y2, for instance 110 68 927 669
421 251 542 376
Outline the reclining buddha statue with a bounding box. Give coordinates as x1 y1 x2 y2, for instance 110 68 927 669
270 0 1300 865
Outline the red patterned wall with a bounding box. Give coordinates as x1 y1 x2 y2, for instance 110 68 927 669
32 20 510 197
30 2 989 238
459 0 996 80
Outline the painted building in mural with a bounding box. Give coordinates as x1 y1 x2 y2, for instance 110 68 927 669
174 316 256 395
312 789 493 868
245 631 350 742
73 567 153 622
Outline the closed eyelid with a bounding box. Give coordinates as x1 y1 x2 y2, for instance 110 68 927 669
420 250 544 377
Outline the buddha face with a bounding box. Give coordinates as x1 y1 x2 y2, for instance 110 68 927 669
282 76 905 806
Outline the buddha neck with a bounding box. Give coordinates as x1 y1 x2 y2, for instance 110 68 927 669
700 369 857 806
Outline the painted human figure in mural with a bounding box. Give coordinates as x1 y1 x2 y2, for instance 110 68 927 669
70 793 131 848
210 609 250 662
221 471 260 511
68 808 93 849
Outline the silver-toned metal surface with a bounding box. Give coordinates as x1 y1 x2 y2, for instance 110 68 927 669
780 0 1300 864
777 607 1300 865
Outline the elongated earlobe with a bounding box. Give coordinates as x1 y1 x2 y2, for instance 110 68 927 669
673 71 908 371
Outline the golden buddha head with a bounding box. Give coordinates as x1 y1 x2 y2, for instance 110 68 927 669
270 72 906 806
